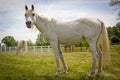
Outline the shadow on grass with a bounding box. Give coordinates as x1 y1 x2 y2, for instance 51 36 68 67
0 66 117 80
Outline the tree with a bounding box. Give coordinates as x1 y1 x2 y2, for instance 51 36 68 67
110 0 120 19
107 27 112 38
107 22 120 44
35 34 50 46
116 22 120 38
112 26 120 37
2 36 17 47
27 40 34 46
107 22 120 38
81 38 89 47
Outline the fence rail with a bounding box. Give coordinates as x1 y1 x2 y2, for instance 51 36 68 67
0 46 90 53
28 46 53 53
0 46 53 53
0 45 120 53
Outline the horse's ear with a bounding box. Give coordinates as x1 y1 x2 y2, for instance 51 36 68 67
31 4 34 11
25 5 28 11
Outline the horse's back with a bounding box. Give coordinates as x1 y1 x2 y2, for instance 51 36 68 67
48 17 102 45
55 17 101 33
77 18 101 37
57 17 101 37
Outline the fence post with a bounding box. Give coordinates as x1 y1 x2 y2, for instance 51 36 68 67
9 47 10 52
48 46 50 53
4 46 6 52
40 46 43 53
33 46 35 54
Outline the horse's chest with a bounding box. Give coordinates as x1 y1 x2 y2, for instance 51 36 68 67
42 32 57 43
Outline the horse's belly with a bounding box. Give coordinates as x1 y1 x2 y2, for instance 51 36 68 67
59 36 82 45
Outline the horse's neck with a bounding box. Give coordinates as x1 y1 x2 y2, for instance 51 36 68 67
35 14 49 33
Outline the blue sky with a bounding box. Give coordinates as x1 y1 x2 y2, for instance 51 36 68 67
0 0 118 43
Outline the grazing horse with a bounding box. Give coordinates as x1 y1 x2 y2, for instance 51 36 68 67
24 5 110 78
16 40 27 55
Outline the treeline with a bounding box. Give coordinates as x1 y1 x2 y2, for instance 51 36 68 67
0 36 34 47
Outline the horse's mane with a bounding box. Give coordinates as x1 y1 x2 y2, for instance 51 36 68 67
39 14 59 22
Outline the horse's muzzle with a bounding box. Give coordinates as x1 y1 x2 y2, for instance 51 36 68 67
26 21 31 28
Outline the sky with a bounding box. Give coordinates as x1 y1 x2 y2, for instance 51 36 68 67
0 0 118 43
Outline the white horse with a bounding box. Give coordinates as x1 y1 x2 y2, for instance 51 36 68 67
24 5 110 78
16 40 27 55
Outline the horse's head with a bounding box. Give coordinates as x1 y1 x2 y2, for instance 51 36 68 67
24 5 36 28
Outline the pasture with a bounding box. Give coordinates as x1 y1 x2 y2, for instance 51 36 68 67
0 45 120 80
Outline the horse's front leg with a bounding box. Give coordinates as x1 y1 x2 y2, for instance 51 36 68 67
22 48 25 55
58 45 68 74
50 42 61 76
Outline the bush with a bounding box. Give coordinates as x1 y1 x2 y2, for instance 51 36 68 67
111 36 120 44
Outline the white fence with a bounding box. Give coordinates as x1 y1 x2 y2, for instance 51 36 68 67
0 46 90 53
0 46 53 53
28 46 53 53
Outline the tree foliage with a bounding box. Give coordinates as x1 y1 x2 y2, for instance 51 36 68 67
2 36 17 47
110 0 120 19
107 22 120 44
35 34 50 46
27 40 34 46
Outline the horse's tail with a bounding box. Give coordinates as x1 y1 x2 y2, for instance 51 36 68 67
100 20 111 68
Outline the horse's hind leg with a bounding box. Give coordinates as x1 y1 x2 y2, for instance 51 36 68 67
96 46 102 75
88 41 97 78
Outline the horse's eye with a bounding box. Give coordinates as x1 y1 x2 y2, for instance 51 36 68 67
32 13 35 16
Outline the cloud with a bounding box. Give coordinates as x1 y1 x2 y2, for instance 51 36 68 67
0 0 26 29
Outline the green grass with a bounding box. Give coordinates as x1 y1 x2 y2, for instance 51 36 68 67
0 45 120 80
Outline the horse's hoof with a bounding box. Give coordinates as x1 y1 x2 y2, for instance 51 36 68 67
53 72 61 77
54 74 59 77
64 71 68 74
88 76 93 80
95 74 100 77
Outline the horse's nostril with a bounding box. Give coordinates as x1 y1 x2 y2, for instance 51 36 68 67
26 21 31 25
29 21 31 24
30 21 31 24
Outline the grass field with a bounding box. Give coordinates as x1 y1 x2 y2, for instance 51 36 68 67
0 45 120 80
